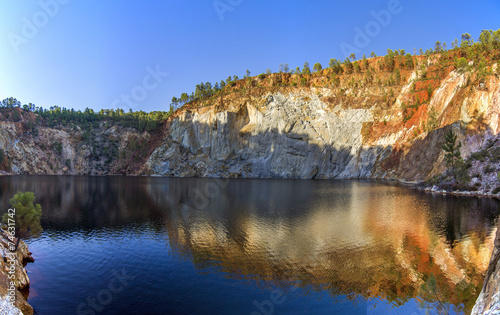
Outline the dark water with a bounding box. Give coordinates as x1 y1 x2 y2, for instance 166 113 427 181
0 176 498 315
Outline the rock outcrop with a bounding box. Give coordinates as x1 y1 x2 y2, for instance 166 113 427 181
472 220 500 315
0 229 35 315
0 121 151 175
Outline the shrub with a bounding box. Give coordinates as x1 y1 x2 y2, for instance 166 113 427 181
427 86 433 98
455 57 468 72
484 164 496 173
52 141 63 155
470 149 489 162
2 192 42 238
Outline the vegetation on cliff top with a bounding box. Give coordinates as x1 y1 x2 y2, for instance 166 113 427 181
2 29 499 135
169 29 500 112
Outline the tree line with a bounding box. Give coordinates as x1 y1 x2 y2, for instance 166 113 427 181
0 97 171 133
169 29 500 109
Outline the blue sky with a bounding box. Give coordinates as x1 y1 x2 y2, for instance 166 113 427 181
0 0 499 112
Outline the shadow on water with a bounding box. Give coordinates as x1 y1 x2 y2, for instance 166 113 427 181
0 176 498 314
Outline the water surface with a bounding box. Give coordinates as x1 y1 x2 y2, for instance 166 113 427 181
0 176 498 314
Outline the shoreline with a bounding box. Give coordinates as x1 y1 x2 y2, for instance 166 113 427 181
0 229 34 315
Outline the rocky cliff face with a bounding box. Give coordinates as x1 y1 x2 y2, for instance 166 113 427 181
146 64 500 181
1 58 499 182
0 120 152 175
472 219 500 314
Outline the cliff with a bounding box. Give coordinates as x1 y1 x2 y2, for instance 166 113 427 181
1 52 499 182
145 58 500 181
0 118 155 175
472 219 500 314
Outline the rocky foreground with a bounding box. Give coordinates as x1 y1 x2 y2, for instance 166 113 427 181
0 230 34 315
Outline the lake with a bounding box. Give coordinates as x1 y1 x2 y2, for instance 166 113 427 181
0 176 498 314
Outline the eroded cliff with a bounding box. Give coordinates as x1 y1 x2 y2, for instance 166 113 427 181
146 59 500 181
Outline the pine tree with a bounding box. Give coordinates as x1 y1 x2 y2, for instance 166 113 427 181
2 192 42 238
442 130 462 180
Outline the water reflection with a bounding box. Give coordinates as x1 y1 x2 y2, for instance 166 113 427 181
0 176 498 313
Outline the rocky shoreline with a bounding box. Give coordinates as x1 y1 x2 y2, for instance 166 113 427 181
472 218 500 314
0 229 34 315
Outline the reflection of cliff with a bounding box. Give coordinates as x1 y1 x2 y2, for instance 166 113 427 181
1 176 497 312
158 181 499 312
0 176 166 230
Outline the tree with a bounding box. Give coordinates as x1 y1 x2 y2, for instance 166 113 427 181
434 41 442 52
353 61 360 73
302 62 311 75
442 130 462 180
362 54 369 70
370 52 376 58
404 53 414 69
455 57 468 72
265 68 272 75
343 58 353 74
461 33 472 47
349 53 356 61
278 63 289 73
244 69 251 78
294 66 300 74
2 192 42 239
313 62 322 73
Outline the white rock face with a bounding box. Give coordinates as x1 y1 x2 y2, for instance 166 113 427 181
146 70 500 180
147 92 395 179
0 296 23 315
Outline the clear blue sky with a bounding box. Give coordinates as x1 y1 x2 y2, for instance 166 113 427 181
0 0 499 112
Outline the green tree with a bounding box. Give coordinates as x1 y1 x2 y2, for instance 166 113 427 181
313 62 322 73
349 53 356 61
434 41 442 52
278 64 289 73
2 192 42 238
370 52 376 58
302 62 311 75
455 57 468 72
404 53 414 69
344 58 353 74
442 130 462 180
362 54 369 70
461 33 472 47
